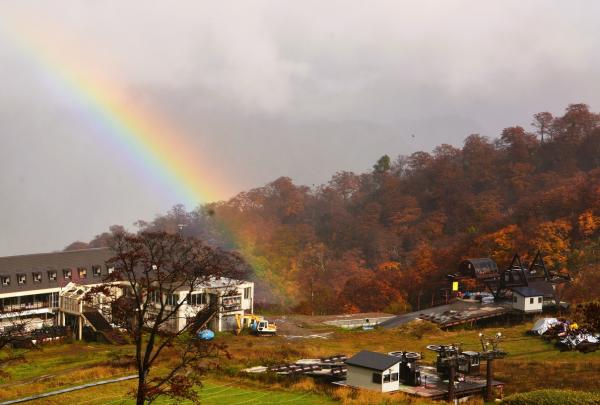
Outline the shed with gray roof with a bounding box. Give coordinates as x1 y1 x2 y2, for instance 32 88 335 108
345 351 401 392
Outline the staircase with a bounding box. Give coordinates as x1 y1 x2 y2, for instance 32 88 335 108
189 305 218 334
83 310 112 331
82 309 128 345
98 329 129 345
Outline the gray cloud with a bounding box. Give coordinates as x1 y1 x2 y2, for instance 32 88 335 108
1 0 600 255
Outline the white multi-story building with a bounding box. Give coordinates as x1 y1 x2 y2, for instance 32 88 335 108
0 248 254 339
149 276 254 333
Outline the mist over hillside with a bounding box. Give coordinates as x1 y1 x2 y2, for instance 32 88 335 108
68 103 600 313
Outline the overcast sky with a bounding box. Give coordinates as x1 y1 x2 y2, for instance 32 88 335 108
1 1 600 256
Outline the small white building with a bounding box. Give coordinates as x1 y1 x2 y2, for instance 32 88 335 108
511 287 543 312
345 351 401 392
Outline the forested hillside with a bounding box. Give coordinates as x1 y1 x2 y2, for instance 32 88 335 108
68 104 600 314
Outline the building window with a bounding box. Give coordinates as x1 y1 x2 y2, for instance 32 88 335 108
383 373 391 383
222 295 242 311
147 290 158 303
78 268 87 279
17 274 26 285
147 291 154 303
513 295 517 303
51 292 59 307
166 294 179 306
188 293 206 306
1 296 18 310
529 297 534 305
33 272 42 283
1 276 10 286
48 270 57 282
372 373 382 384
63 269 72 281
244 287 251 299
391 373 399 382
107 267 114 274
92 265 102 277
538 297 542 304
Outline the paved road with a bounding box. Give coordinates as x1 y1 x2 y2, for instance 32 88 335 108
379 300 504 329
379 302 458 329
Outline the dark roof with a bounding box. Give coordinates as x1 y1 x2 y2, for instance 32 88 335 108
458 258 499 279
0 248 113 294
511 286 543 297
345 351 400 371
527 280 555 298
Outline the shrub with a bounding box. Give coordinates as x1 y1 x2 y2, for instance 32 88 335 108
573 301 600 332
384 300 412 314
399 320 441 340
502 389 600 405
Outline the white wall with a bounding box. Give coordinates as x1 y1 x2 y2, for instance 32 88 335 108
240 283 253 313
1 280 254 334
512 294 543 312
381 363 400 393
0 287 60 299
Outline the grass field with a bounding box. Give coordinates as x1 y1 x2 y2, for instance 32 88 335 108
21 379 336 405
221 320 600 396
1 319 599 404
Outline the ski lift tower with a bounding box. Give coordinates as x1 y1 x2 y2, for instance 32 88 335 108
426 343 463 402
478 332 508 401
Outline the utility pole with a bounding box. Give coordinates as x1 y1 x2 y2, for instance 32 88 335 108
486 354 493 401
448 358 456 402
429 334 507 403
427 344 461 403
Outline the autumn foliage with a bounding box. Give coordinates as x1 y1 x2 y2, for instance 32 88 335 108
72 104 600 313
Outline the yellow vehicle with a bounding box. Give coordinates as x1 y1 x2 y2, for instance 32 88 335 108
234 314 277 336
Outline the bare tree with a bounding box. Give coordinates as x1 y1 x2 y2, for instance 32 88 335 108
532 111 554 144
0 319 28 351
87 230 246 404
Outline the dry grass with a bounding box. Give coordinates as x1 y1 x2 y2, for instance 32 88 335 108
0 364 135 400
220 320 600 398
2 320 600 403
495 359 600 394
332 389 479 405
329 387 440 405
221 374 481 405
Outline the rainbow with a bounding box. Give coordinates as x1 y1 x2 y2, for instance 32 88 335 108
0 17 231 208
0 17 281 292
